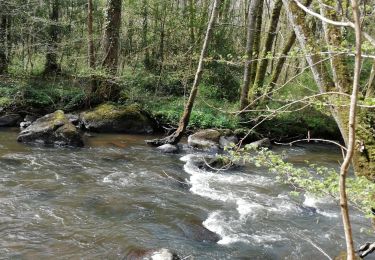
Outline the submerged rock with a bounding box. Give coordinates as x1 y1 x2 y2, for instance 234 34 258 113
157 144 179 153
0 113 22 127
80 103 154 134
177 220 220 243
188 129 221 151
126 248 180 260
219 135 238 149
17 110 84 147
248 138 271 149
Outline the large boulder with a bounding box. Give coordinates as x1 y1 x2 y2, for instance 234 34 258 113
0 113 22 127
188 129 221 151
17 110 84 147
80 103 154 134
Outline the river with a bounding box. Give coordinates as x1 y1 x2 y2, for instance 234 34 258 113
0 128 373 259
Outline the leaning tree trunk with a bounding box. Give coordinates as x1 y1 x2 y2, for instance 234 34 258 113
146 0 221 146
239 0 262 112
102 0 122 73
44 0 60 75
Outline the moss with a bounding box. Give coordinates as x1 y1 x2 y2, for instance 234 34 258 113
353 109 375 181
83 103 148 122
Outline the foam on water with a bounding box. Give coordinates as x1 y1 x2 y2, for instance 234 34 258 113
183 154 342 246
303 194 339 218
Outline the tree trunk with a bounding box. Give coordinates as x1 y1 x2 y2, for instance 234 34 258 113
263 32 296 101
146 0 221 146
44 0 61 75
338 1 361 258
0 15 8 74
102 0 122 73
142 0 151 69
239 0 262 112
283 0 374 258
365 59 375 98
88 0 95 69
249 0 283 102
249 1 264 90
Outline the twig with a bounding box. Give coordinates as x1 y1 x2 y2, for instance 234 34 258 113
162 171 189 185
274 138 347 151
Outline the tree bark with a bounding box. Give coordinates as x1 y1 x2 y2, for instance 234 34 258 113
249 0 283 102
44 0 61 75
142 0 151 69
102 0 122 73
0 15 8 74
239 0 262 112
338 1 361 258
365 59 375 98
249 1 264 92
262 32 296 101
88 0 95 69
146 0 221 146
283 0 373 258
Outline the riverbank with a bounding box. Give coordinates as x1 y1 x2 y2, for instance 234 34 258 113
0 76 341 143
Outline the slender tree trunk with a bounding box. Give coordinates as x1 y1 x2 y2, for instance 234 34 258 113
44 0 61 74
283 0 372 258
142 0 151 69
0 15 8 74
338 1 362 259
146 0 221 146
188 0 196 43
249 0 283 102
88 0 95 69
102 0 122 73
263 32 296 101
249 1 264 88
365 59 375 98
87 0 98 102
239 0 262 112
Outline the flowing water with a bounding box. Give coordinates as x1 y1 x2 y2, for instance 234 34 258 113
0 128 373 259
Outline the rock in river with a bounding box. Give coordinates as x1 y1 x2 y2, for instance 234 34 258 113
157 144 179 153
188 129 221 151
0 113 22 127
80 103 154 134
127 248 180 260
17 110 84 147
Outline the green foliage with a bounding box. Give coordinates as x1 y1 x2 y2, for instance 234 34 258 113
145 96 239 129
227 146 375 218
0 78 86 112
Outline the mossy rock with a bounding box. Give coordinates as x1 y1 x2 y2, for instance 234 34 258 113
80 103 154 134
17 110 83 147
